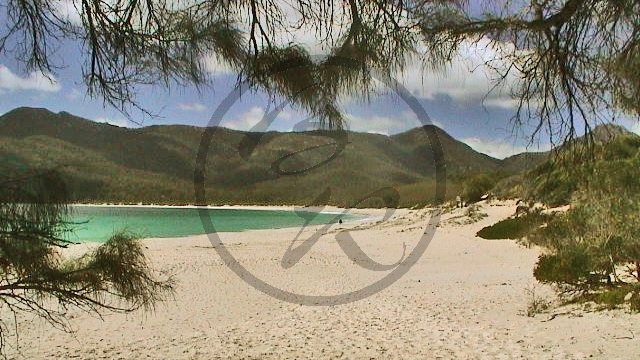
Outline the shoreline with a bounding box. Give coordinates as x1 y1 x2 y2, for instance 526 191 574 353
11 200 640 359
70 202 396 217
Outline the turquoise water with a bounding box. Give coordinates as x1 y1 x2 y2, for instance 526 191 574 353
65 206 351 243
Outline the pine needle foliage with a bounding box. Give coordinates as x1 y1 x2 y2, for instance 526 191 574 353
2 1 639 140
0 167 173 352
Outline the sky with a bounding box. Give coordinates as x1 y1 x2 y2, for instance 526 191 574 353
1 1 638 159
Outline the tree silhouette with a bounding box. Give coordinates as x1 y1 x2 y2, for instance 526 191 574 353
2 0 637 140
0 167 173 351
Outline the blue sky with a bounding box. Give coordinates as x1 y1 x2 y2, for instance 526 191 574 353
1 2 638 159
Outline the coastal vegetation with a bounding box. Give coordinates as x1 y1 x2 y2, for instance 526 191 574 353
480 129 640 311
530 135 640 310
461 172 506 203
476 212 550 240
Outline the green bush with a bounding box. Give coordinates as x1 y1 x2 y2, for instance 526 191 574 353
490 133 640 312
528 187 640 310
593 286 631 309
492 174 526 199
576 284 640 311
476 213 549 240
462 173 496 203
533 245 599 286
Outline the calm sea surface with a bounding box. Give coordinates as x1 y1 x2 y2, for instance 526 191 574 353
65 206 354 243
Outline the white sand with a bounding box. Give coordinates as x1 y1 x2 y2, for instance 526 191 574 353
4 201 640 359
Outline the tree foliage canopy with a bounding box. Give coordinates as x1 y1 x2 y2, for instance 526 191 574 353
0 168 173 350
1 0 638 138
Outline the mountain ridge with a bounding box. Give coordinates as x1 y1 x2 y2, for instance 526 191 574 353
1 107 550 206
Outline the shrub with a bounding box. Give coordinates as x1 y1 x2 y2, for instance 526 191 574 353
523 285 551 317
503 134 640 311
462 173 496 203
530 188 640 309
593 286 631 310
476 213 549 240
533 245 599 287
464 203 487 221
575 284 640 311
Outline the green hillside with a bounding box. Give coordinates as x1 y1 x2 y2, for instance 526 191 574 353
502 124 640 206
0 107 546 207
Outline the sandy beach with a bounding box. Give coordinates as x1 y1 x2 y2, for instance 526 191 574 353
4 201 639 359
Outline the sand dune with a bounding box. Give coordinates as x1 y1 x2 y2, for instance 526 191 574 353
5 201 639 359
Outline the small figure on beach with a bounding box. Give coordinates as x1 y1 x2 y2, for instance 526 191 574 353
456 196 462 209
339 218 343 224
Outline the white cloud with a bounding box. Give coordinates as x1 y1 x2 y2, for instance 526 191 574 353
201 54 236 75
0 65 62 92
482 97 520 110
430 118 446 130
95 117 130 128
53 0 82 25
397 110 444 130
282 36 522 110
223 106 265 131
345 111 420 135
66 88 83 101
397 37 520 109
462 137 551 159
178 102 207 112
222 106 294 131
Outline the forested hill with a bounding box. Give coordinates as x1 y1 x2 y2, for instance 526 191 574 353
0 107 547 207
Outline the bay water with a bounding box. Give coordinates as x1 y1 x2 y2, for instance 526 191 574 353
65 206 352 243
